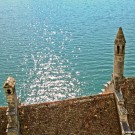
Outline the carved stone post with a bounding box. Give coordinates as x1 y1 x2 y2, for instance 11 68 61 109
3 77 20 135
113 27 126 79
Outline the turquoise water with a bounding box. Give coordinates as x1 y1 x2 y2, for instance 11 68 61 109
0 0 135 105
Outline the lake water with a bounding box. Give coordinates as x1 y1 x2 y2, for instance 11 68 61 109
0 0 135 105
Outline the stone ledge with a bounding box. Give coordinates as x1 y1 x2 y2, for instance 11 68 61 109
120 121 135 134
6 126 18 133
115 91 124 105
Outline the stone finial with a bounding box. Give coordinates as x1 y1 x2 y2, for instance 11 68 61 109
3 77 16 89
115 27 126 44
3 77 16 95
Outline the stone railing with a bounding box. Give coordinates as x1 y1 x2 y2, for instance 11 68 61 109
115 90 135 135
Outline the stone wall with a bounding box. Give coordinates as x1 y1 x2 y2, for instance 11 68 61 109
0 106 7 135
121 78 135 131
19 93 121 135
0 93 121 135
114 76 125 91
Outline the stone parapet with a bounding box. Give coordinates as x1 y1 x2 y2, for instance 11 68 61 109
3 77 20 135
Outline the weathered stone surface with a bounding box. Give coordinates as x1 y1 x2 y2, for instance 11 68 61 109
3 77 16 89
3 77 20 135
113 27 126 78
0 93 122 135
121 78 135 132
114 27 126 44
0 106 7 135
17 93 121 135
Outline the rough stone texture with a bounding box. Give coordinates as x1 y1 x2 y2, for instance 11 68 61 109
0 106 7 135
17 93 121 135
121 78 135 132
113 27 126 78
114 76 125 91
3 77 20 135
